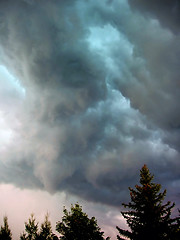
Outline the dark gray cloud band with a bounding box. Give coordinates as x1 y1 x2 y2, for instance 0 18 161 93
0 0 180 207
129 0 180 33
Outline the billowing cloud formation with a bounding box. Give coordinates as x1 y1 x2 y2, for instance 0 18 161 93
0 0 180 207
129 0 180 33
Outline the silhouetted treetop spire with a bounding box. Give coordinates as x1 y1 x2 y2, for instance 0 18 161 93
117 165 179 240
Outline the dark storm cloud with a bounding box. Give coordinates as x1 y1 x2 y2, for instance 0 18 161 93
129 0 180 33
0 0 180 207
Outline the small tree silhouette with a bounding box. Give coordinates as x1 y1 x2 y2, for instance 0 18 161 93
56 203 110 240
38 213 58 240
20 214 38 240
0 216 12 240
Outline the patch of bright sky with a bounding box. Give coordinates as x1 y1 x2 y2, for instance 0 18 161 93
0 111 13 150
0 65 26 97
0 184 68 239
0 65 26 149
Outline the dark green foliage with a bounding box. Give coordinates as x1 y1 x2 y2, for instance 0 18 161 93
56 203 110 240
116 165 180 240
20 232 27 240
38 213 58 240
171 209 180 240
20 214 58 240
20 214 38 240
0 216 12 240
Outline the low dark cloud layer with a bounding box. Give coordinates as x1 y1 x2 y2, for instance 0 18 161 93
0 0 180 207
129 0 180 33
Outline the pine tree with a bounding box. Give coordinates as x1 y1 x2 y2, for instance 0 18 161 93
0 216 12 240
38 213 58 240
116 165 179 240
56 203 110 240
20 214 38 240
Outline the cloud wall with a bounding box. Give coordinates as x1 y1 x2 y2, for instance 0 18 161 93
0 0 179 207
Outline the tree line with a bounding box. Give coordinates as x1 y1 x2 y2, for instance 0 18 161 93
0 165 180 240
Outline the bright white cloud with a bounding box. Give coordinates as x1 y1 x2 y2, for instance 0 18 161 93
0 65 26 97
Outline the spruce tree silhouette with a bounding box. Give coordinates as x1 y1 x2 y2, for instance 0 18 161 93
0 216 12 240
116 165 179 240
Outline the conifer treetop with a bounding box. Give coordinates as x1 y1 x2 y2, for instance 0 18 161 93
116 165 179 240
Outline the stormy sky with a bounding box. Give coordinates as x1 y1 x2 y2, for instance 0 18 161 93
0 0 180 238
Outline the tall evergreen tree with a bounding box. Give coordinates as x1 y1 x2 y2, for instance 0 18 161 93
0 216 12 240
116 165 179 240
20 214 38 240
56 203 110 240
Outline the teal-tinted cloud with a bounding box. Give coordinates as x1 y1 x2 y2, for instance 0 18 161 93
0 0 179 207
